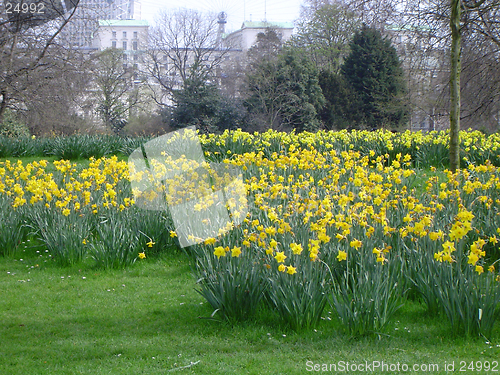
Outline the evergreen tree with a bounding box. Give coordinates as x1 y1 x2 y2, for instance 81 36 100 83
341 25 408 129
247 28 283 66
318 69 362 130
171 69 246 133
245 47 325 132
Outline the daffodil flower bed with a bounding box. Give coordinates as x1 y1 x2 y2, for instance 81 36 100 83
2 129 500 337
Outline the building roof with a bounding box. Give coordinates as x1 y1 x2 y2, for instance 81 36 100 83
386 24 431 32
98 19 149 27
241 21 294 29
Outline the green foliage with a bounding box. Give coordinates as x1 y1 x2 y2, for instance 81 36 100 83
437 265 500 338
189 238 268 323
318 69 362 129
330 249 406 337
291 2 361 73
127 208 175 256
172 74 246 134
341 25 408 129
0 109 30 137
0 196 27 256
0 136 40 158
0 134 149 159
47 134 123 160
412 246 500 338
245 47 325 132
28 205 91 266
90 214 142 269
246 28 283 64
266 256 330 331
409 233 500 338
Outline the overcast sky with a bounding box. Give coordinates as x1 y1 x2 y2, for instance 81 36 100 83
139 0 304 32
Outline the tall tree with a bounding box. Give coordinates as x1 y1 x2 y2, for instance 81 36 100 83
171 69 246 134
299 0 403 31
341 25 408 129
318 70 362 129
401 0 500 170
449 0 500 171
91 48 142 133
292 2 362 73
245 47 325 132
0 0 81 126
449 0 461 172
246 28 283 65
145 9 228 108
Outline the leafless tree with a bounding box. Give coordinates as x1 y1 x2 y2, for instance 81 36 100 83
299 0 404 28
145 8 230 108
293 1 362 73
0 0 82 126
460 37 500 131
90 48 145 134
24 48 94 135
383 0 499 170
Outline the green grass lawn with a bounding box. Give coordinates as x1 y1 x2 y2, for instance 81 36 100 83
1 248 499 375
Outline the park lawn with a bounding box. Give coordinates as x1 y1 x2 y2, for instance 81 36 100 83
1 249 499 375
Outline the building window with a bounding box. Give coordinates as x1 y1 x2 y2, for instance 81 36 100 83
123 41 127 50
133 31 138 39
123 54 127 61
133 41 138 51
112 41 116 48
112 31 116 38
133 54 138 61
123 31 127 38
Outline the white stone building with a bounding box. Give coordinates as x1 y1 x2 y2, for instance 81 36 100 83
224 21 294 51
93 19 149 72
62 0 141 48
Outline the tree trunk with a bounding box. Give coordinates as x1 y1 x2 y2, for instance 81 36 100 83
0 90 8 125
449 0 461 172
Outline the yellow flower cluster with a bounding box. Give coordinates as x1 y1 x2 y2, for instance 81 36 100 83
199 128 500 159
0 156 132 215
199 137 500 279
221 148 417 273
2 129 500 280
213 246 242 258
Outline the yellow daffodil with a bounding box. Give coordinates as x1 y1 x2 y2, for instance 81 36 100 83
214 246 226 259
231 246 242 257
337 250 347 261
204 237 216 245
290 243 303 255
274 252 286 263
